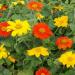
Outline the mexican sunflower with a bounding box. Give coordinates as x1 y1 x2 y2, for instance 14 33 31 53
0 22 11 37
56 36 73 50
32 22 53 40
0 44 9 59
58 51 75 68
54 16 68 27
27 46 49 57
35 67 51 75
7 20 31 37
27 1 43 11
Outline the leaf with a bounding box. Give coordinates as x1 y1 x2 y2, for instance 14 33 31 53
65 70 75 75
17 69 33 75
2 69 12 75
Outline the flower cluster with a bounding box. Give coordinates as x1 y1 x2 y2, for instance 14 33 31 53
0 0 75 75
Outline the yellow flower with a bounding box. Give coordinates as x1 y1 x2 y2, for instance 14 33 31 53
54 5 64 11
27 46 49 57
7 20 31 37
8 56 16 63
12 0 25 6
58 51 75 68
36 13 44 20
0 44 9 59
54 16 68 27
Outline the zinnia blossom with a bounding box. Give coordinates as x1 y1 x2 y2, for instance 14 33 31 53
7 20 31 37
32 22 53 40
0 44 9 59
0 22 11 37
8 56 16 63
27 1 43 11
27 46 49 57
35 67 51 75
58 51 75 68
56 36 73 49
54 16 68 27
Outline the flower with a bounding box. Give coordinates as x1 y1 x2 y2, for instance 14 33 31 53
32 22 53 40
54 16 68 27
35 67 51 75
12 0 25 6
36 13 44 20
58 51 75 68
0 22 11 37
0 4 8 11
54 5 64 11
27 46 49 57
56 36 73 49
0 44 9 59
27 1 43 11
7 20 31 37
8 56 16 63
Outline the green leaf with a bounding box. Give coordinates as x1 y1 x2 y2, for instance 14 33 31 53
65 70 75 75
2 69 12 75
17 69 33 75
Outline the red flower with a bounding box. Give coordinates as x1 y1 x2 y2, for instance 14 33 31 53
56 36 73 49
35 67 51 75
33 22 53 40
27 1 43 11
0 5 8 11
0 22 11 37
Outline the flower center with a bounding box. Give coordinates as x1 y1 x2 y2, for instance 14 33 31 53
36 49 41 53
61 39 67 44
68 57 73 61
41 73 45 75
32 4 37 8
15 24 22 29
39 28 45 33
1 27 7 31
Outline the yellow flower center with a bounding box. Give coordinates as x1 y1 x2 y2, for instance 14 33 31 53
61 39 67 44
39 28 45 33
41 73 45 75
16 24 22 29
32 4 37 8
35 48 41 53
68 57 73 61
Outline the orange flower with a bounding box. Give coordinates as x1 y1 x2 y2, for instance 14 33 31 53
35 67 51 75
32 22 53 40
0 22 11 37
56 36 73 49
0 5 8 11
27 1 43 11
